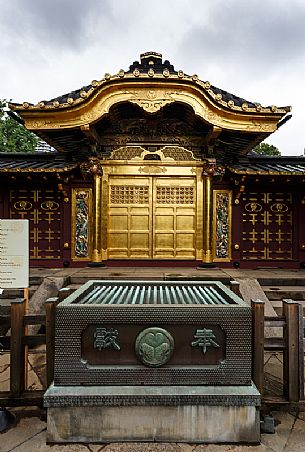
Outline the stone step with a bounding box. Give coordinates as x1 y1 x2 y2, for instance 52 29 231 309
262 286 305 301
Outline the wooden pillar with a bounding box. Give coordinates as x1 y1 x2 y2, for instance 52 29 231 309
202 174 213 264
283 299 303 402
45 297 57 387
251 299 265 395
10 299 25 398
88 159 105 267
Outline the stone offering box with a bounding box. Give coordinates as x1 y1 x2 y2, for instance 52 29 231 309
53 280 252 386
45 280 260 444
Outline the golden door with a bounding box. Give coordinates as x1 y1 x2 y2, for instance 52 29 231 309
108 176 196 259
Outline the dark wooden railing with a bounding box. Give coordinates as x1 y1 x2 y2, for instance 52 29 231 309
0 297 57 407
252 298 305 406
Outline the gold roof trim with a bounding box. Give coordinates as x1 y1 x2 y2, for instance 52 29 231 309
10 71 291 116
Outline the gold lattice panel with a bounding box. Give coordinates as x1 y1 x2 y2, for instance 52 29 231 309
110 185 149 204
10 189 61 259
241 192 292 260
156 186 194 204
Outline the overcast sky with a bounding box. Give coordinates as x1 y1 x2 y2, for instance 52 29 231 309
1 0 304 156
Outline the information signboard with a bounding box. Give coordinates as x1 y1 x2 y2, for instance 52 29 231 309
0 219 29 289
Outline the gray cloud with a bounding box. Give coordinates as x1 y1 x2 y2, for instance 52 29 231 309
2 0 112 49
179 0 305 74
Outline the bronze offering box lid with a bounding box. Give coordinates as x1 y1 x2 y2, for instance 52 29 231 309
55 280 252 386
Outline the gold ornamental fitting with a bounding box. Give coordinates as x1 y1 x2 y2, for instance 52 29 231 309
148 68 155 77
63 242 69 249
118 69 125 78
234 199 240 205
228 100 234 108
67 97 74 105
271 105 277 112
80 91 87 98
192 74 199 81
234 244 240 250
242 103 249 111
91 80 99 87
163 68 170 77
204 81 211 89
133 69 140 77
38 102 45 108
216 93 222 101
178 70 184 78
104 73 111 80
256 104 262 112
53 101 60 108
22 102 30 109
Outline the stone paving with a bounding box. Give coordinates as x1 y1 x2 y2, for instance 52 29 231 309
1 267 305 450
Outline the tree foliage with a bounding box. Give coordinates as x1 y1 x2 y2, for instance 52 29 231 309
253 143 281 156
0 100 39 153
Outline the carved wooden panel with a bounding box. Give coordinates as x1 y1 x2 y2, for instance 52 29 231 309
241 192 292 260
10 189 61 259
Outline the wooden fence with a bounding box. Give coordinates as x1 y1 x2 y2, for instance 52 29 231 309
0 288 304 408
252 298 305 407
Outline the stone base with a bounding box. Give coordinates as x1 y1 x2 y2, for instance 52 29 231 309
44 384 260 444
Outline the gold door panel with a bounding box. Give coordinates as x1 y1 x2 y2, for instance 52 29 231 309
108 178 152 258
154 178 196 259
108 176 196 259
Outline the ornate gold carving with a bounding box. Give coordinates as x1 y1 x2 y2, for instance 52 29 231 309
14 200 32 210
148 68 155 77
163 68 170 77
41 200 59 211
160 146 198 161
270 202 288 212
128 89 176 113
109 146 146 160
138 166 167 174
213 190 232 261
72 188 92 260
80 158 103 178
178 70 184 78
110 185 149 204
245 202 262 212
156 186 194 204
133 69 140 77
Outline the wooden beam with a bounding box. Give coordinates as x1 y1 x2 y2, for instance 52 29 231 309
81 124 103 146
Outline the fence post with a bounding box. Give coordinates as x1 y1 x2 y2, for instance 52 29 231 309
45 297 57 388
283 299 301 402
58 287 72 303
10 299 26 398
230 281 241 298
251 299 265 395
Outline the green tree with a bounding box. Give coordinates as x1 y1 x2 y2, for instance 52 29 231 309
253 143 281 156
0 99 39 153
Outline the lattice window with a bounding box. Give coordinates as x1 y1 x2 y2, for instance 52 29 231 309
10 189 61 259
110 186 149 204
241 192 292 260
156 186 194 204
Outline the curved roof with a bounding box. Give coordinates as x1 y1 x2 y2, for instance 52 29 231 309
8 52 291 161
10 52 290 115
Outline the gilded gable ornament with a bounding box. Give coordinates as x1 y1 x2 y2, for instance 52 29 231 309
128 89 177 113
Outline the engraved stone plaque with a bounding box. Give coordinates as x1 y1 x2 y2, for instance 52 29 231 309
135 327 174 367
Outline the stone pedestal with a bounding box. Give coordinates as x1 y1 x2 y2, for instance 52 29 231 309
44 384 260 444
